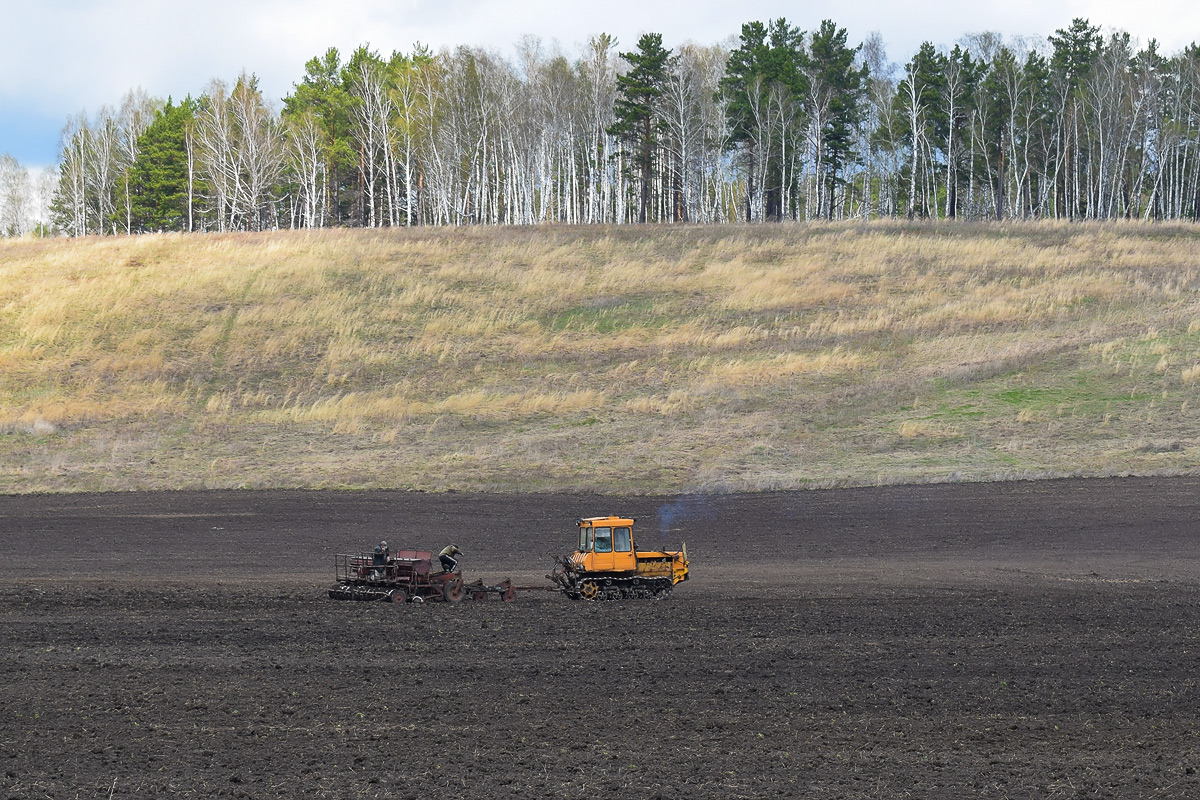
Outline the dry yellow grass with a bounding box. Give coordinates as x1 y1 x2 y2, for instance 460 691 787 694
5 221 1200 493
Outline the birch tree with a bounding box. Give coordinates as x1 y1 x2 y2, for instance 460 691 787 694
661 43 712 221
1049 19 1102 218
195 74 286 230
346 47 393 227
285 110 327 228
52 113 91 236
0 154 32 236
388 47 432 226
896 43 943 218
859 33 899 217
282 49 355 225
579 35 618 223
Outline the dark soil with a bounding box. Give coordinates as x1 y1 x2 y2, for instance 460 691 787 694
2 477 1200 798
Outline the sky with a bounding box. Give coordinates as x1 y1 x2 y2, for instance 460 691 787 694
3 0 1200 170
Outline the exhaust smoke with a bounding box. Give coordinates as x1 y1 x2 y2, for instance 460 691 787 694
656 496 710 542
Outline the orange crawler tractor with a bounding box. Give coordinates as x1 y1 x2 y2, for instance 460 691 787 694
548 516 689 601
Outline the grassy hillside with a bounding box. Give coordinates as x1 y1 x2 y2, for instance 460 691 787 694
4 221 1200 494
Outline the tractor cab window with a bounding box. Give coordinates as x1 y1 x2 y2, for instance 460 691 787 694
614 526 632 552
578 527 594 552
593 527 613 553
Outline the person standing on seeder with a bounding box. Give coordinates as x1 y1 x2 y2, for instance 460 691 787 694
438 544 463 573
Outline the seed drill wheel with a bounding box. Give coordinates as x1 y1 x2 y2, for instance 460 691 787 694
443 576 464 603
473 590 488 602
502 586 515 603
579 581 599 601
391 588 407 604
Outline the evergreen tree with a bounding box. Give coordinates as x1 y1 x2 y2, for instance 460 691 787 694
721 21 770 149
128 98 196 232
609 33 671 223
1018 50 1054 217
1049 19 1102 217
979 48 1019 219
941 45 980 218
283 49 356 225
807 19 868 218
1050 18 1103 95
895 42 946 217
720 19 808 220
344 45 395 228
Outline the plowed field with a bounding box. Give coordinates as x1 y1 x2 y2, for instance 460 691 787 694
3 478 1199 798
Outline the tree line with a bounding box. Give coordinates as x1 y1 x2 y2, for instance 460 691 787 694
35 18 1200 235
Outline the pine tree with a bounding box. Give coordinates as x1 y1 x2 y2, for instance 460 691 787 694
941 45 979 218
807 20 868 218
895 42 946 218
979 48 1019 219
128 98 196 232
1049 19 1102 218
609 33 671 223
720 19 808 220
283 49 356 225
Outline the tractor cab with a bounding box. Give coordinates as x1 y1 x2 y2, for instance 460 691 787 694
549 514 689 600
574 516 637 573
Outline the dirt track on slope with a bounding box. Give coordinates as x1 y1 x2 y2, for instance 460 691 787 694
2 477 1199 798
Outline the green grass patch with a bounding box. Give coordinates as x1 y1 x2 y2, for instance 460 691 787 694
996 387 1075 407
547 297 667 333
